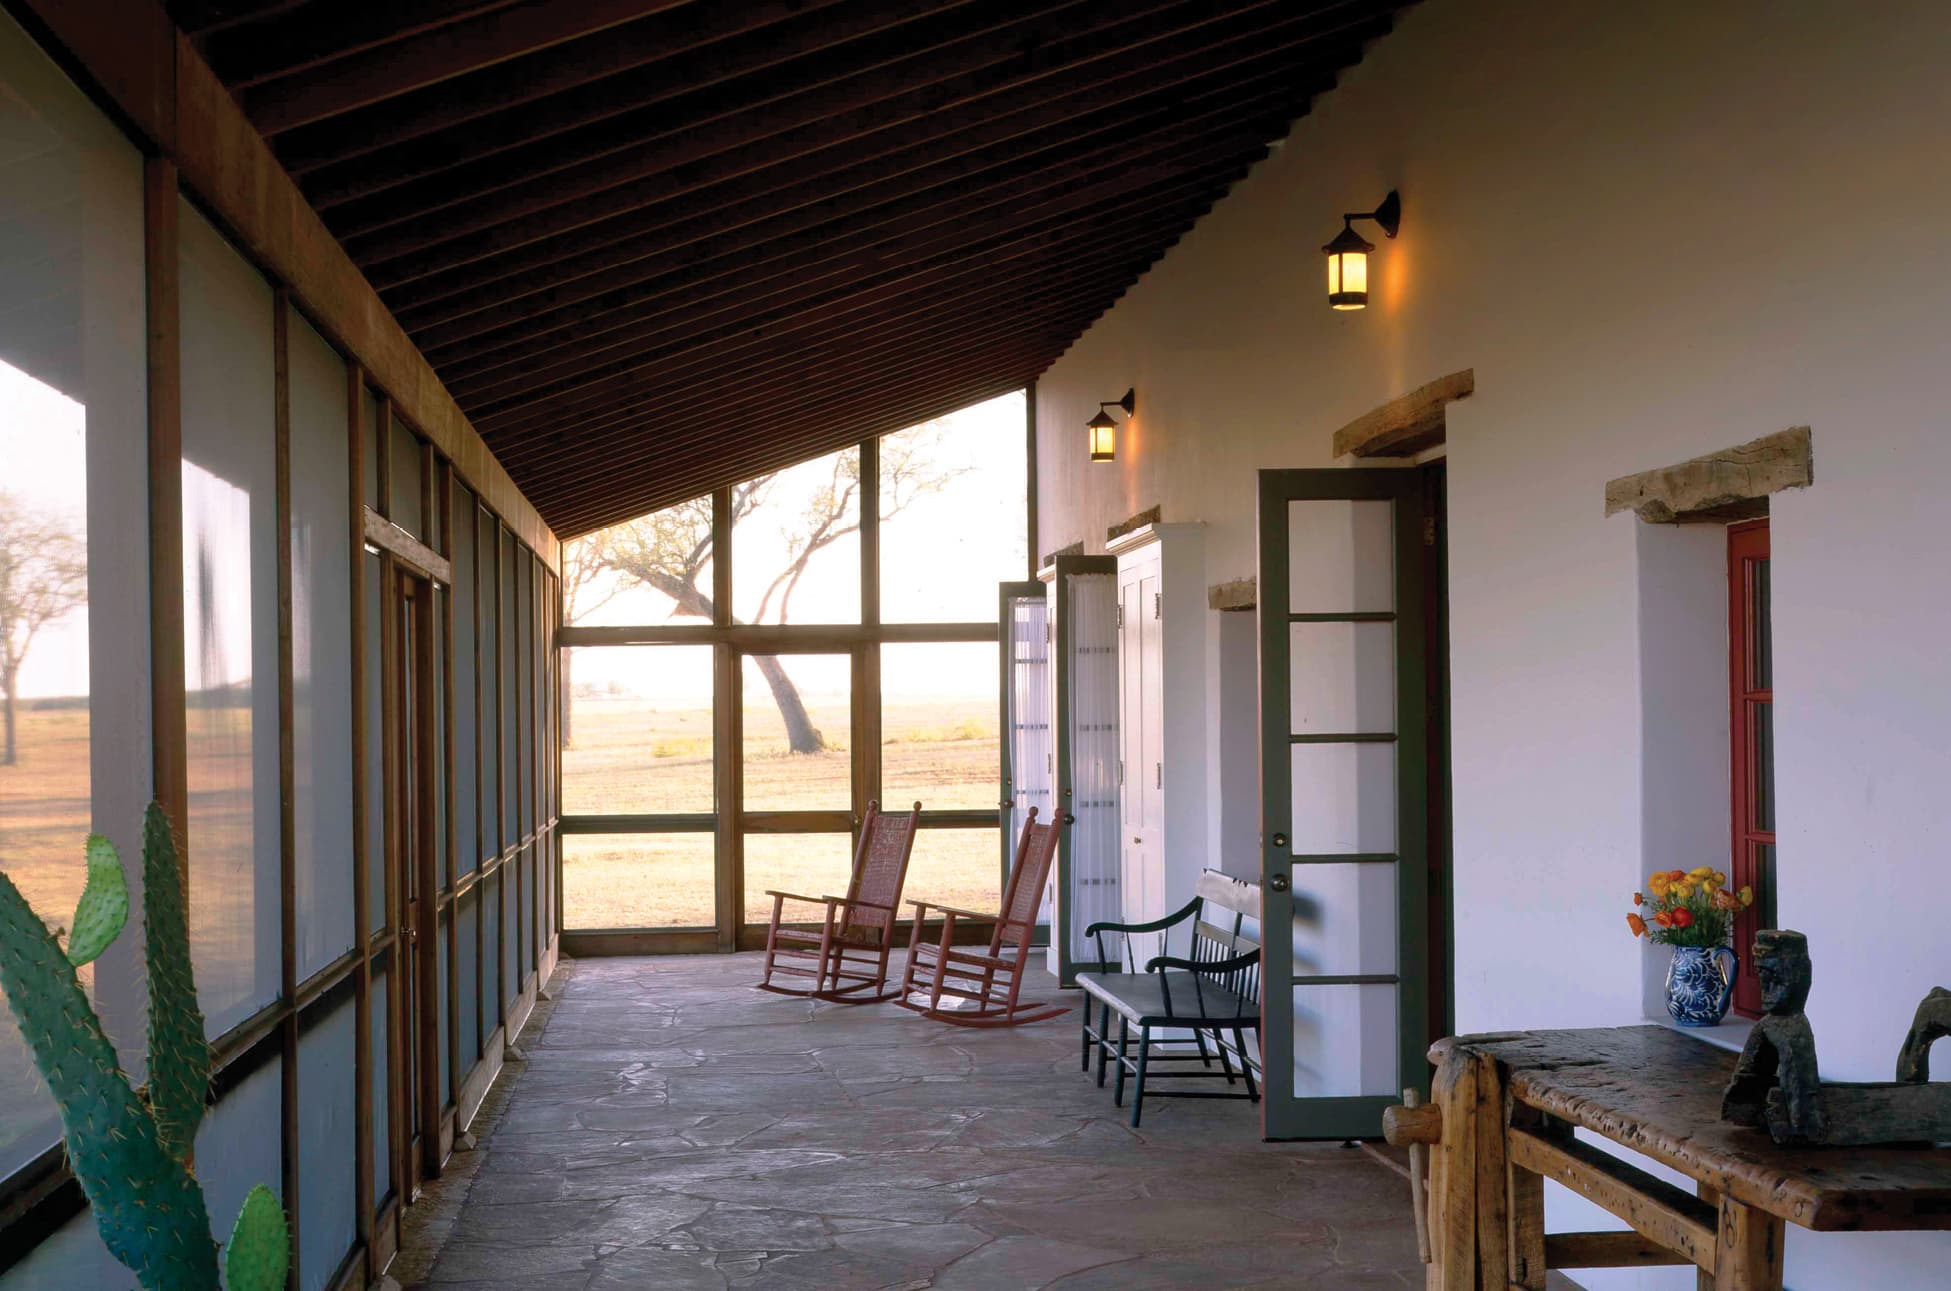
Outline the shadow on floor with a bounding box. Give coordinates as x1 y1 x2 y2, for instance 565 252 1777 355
397 953 1423 1289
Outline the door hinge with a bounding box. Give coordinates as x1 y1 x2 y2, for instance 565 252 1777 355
1423 516 1437 547
1155 762 1162 789
1116 604 1124 629
1118 759 1124 785
1153 591 1161 619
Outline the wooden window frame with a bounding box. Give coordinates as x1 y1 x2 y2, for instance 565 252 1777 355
1727 518 1773 1018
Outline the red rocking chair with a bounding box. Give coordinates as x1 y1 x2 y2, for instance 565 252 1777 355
757 800 921 1003
897 807 1067 1027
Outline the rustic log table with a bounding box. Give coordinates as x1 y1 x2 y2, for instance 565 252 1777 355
1384 1027 1951 1290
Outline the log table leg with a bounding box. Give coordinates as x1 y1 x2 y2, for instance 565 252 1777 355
1714 1194 1785 1291
1696 1184 1719 1291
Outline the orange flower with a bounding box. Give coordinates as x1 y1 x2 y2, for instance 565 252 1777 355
1712 889 1742 912
1626 913 1648 938
1670 907 1694 929
1654 911 1674 929
1667 870 1686 882
1633 892 1645 906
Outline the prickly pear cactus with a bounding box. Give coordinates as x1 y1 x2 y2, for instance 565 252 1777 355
225 1184 290 1291
141 802 211 1160
0 803 292 1291
64 833 128 967
0 870 218 1289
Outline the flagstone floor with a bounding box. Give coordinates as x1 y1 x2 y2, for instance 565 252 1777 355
399 953 1423 1289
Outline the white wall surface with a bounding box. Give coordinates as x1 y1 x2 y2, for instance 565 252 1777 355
1034 2 1951 1286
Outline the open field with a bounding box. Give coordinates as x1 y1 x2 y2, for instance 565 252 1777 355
561 696 1003 929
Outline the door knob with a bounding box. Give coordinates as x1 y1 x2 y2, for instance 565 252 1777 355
1132 836 1142 845
1268 874 1290 893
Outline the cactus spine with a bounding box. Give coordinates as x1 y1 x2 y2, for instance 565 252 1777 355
0 804 290 1290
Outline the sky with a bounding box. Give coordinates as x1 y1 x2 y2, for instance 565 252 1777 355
568 389 1027 708
0 356 89 699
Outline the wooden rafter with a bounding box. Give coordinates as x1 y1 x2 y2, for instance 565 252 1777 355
181 0 1405 534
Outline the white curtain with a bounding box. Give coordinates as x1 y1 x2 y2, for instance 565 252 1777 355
1065 573 1121 961
1006 595 1054 921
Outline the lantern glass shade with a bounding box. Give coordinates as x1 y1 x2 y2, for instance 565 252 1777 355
1087 411 1117 462
1327 246 1368 309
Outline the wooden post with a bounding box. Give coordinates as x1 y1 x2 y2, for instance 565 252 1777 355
1714 1195 1785 1291
1432 1046 1476 1291
1698 1184 1721 1291
1508 1110 1550 1291
1473 1050 1511 1289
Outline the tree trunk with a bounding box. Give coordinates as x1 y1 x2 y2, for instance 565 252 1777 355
753 655 826 754
1 665 15 767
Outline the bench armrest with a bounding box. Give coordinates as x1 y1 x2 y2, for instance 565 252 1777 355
1085 894 1202 940
1145 949 1261 975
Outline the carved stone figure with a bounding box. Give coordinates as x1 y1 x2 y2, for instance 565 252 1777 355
1722 930 1824 1143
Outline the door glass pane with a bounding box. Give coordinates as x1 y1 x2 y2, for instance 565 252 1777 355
1292 983 1399 1097
733 447 860 625
743 833 855 925
1289 743 1396 854
881 642 998 811
564 833 714 930
563 645 713 814
1005 595 1053 903
1291 863 1397 977
741 654 850 811
1748 557 1771 690
906 828 1001 916
561 494 715 628
1288 499 1392 612
879 392 1028 622
1288 621 1395 734
1751 701 1773 832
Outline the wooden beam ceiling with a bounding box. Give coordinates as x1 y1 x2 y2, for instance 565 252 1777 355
173 0 1409 536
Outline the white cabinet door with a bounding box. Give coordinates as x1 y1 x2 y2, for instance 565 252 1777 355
1117 552 1165 936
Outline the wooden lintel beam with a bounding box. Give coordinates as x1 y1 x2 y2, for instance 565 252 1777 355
363 507 455 585
1332 368 1475 458
1603 427 1813 524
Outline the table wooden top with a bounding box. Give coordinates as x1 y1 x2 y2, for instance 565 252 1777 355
1436 1026 1951 1232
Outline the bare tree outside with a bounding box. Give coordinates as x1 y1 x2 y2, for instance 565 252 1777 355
563 427 967 754
0 492 86 767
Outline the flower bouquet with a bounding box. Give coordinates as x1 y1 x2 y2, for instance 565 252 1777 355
1628 868 1753 1026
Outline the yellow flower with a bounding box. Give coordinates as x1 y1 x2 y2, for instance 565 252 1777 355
1713 871 1727 886
1649 874 1671 896
1738 885 1754 907
1689 866 1713 879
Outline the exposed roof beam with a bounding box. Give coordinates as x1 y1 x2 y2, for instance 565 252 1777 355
200 1 519 85
242 0 698 134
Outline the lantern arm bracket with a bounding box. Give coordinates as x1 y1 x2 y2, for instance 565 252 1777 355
1339 189 1402 239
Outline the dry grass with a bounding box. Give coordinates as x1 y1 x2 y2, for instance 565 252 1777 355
561 697 1002 929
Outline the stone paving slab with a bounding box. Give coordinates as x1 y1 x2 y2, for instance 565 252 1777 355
404 953 1421 1289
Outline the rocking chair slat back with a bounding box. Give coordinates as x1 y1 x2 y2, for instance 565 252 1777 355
842 800 921 944
996 813 1061 956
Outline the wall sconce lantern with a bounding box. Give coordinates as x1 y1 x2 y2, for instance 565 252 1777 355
1323 189 1401 310
1087 388 1135 463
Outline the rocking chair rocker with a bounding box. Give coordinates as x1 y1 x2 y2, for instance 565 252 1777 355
757 800 921 1003
897 807 1066 1027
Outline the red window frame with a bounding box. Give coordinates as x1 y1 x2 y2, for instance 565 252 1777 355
1727 518 1772 1018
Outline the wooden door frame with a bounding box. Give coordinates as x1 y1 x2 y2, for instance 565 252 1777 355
1255 467 1435 1140
1048 553 1117 985
382 553 445 1191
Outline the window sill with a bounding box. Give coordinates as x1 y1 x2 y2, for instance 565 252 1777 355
1644 1010 1754 1054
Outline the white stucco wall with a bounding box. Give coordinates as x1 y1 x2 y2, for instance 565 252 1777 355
1032 2 1951 1286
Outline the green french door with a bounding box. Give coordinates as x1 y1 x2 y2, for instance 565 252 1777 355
1257 468 1433 1139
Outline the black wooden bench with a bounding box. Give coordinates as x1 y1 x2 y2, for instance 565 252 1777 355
1075 869 1262 1127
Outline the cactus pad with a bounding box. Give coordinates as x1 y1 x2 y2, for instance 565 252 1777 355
142 801 210 1160
224 1185 290 1291
0 870 219 1289
65 833 128 967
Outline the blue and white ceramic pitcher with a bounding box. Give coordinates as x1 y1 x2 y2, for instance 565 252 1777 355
1665 945 1738 1027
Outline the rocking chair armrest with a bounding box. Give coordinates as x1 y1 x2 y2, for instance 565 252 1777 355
1086 894 1203 939
917 902 996 924
1145 949 1261 975
765 889 842 907
839 897 898 913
